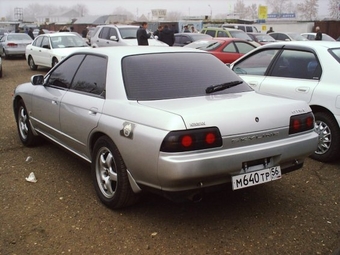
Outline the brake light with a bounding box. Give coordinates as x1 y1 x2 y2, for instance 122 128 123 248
289 112 314 134
7 43 17 47
161 127 222 152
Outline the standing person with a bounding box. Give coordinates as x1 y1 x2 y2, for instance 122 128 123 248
183 25 190 33
38 28 45 35
315 26 322 40
28 28 34 39
159 25 175 46
191 26 197 33
153 25 163 38
171 24 178 33
136 22 151 45
266 27 274 34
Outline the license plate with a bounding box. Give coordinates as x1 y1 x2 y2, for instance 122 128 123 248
232 166 281 190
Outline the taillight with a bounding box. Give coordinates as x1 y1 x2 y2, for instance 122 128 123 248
7 43 17 47
289 112 314 134
160 127 222 152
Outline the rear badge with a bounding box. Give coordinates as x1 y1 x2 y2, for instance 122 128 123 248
255 117 259 122
120 122 135 139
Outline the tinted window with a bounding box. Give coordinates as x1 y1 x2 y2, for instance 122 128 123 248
70 55 107 96
233 49 279 75
41 37 50 48
271 50 321 79
278 34 289 41
33 36 43 47
174 35 181 44
108 28 118 38
46 54 85 89
217 31 228 37
229 30 252 40
205 30 216 37
180 35 191 44
99 27 110 39
118 27 138 39
122 52 252 100
234 42 255 54
222 43 237 52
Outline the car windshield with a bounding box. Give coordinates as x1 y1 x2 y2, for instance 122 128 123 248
122 52 252 100
118 27 138 39
50 35 88 48
229 30 253 41
7 34 32 41
255 34 275 42
184 40 222 50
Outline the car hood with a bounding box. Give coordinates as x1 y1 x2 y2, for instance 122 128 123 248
124 39 169 46
138 91 311 135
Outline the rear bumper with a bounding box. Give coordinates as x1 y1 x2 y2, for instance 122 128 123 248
157 131 318 192
4 48 26 55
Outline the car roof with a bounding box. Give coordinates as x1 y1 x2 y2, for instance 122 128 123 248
36 32 80 37
202 27 239 31
67 46 203 59
259 40 340 49
96 24 139 28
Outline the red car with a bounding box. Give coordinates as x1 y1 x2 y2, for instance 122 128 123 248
184 37 257 64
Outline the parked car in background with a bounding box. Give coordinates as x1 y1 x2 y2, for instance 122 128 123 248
247 33 276 45
86 27 97 45
25 32 89 70
0 33 33 58
0 28 9 39
230 41 340 162
174 33 212 46
221 23 259 33
269 32 308 41
90 24 167 47
301 32 335 41
0 56 2 78
200 27 261 47
13 46 317 209
184 37 256 63
33 28 52 38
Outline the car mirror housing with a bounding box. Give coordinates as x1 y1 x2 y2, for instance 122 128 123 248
110 35 118 41
31 75 44 85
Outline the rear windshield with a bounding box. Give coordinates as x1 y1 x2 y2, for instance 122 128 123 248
122 52 252 100
229 30 252 41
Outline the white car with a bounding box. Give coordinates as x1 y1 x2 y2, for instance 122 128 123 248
230 41 340 162
25 32 89 70
301 32 336 41
13 46 317 208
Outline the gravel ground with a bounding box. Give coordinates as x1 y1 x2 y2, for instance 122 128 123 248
0 57 339 255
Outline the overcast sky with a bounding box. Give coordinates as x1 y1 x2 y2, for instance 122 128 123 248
0 0 329 19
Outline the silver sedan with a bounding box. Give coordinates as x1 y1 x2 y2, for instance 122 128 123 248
0 33 33 58
13 46 318 209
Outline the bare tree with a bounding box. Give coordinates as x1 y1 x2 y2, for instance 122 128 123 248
244 4 258 20
297 0 319 20
72 4 89 17
166 11 183 21
328 0 340 19
234 0 247 19
265 0 291 13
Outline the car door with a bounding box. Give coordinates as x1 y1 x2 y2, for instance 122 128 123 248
30 54 85 142
26 36 43 64
96 27 119 47
37 36 53 67
215 42 241 63
258 49 321 102
59 54 107 157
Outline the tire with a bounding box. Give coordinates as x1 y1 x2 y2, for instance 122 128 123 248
28 56 37 70
311 112 340 162
52 58 58 67
0 67 2 78
91 136 139 209
3 50 9 59
16 100 39 146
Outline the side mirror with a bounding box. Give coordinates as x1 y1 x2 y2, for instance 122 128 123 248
154 35 158 40
42 44 50 49
110 35 118 41
31 75 44 85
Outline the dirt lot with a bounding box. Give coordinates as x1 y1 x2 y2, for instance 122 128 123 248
0 57 339 255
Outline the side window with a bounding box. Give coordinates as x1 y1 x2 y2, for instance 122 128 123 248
46 54 85 89
70 55 107 96
233 49 279 75
174 35 181 44
109 28 118 38
205 30 216 37
180 35 190 44
278 34 289 41
271 50 321 79
238 26 246 32
41 37 50 48
270 33 277 40
246 26 252 32
33 37 43 47
234 42 255 54
99 27 110 39
217 31 227 37
222 43 237 53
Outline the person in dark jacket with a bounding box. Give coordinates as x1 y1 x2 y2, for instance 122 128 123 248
159 25 175 46
315 26 322 40
153 25 163 37
27 28 34 40
136 22 151 46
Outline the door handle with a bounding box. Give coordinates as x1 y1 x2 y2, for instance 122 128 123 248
248 81 258 87
296 87 309 93
89 107 98 115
